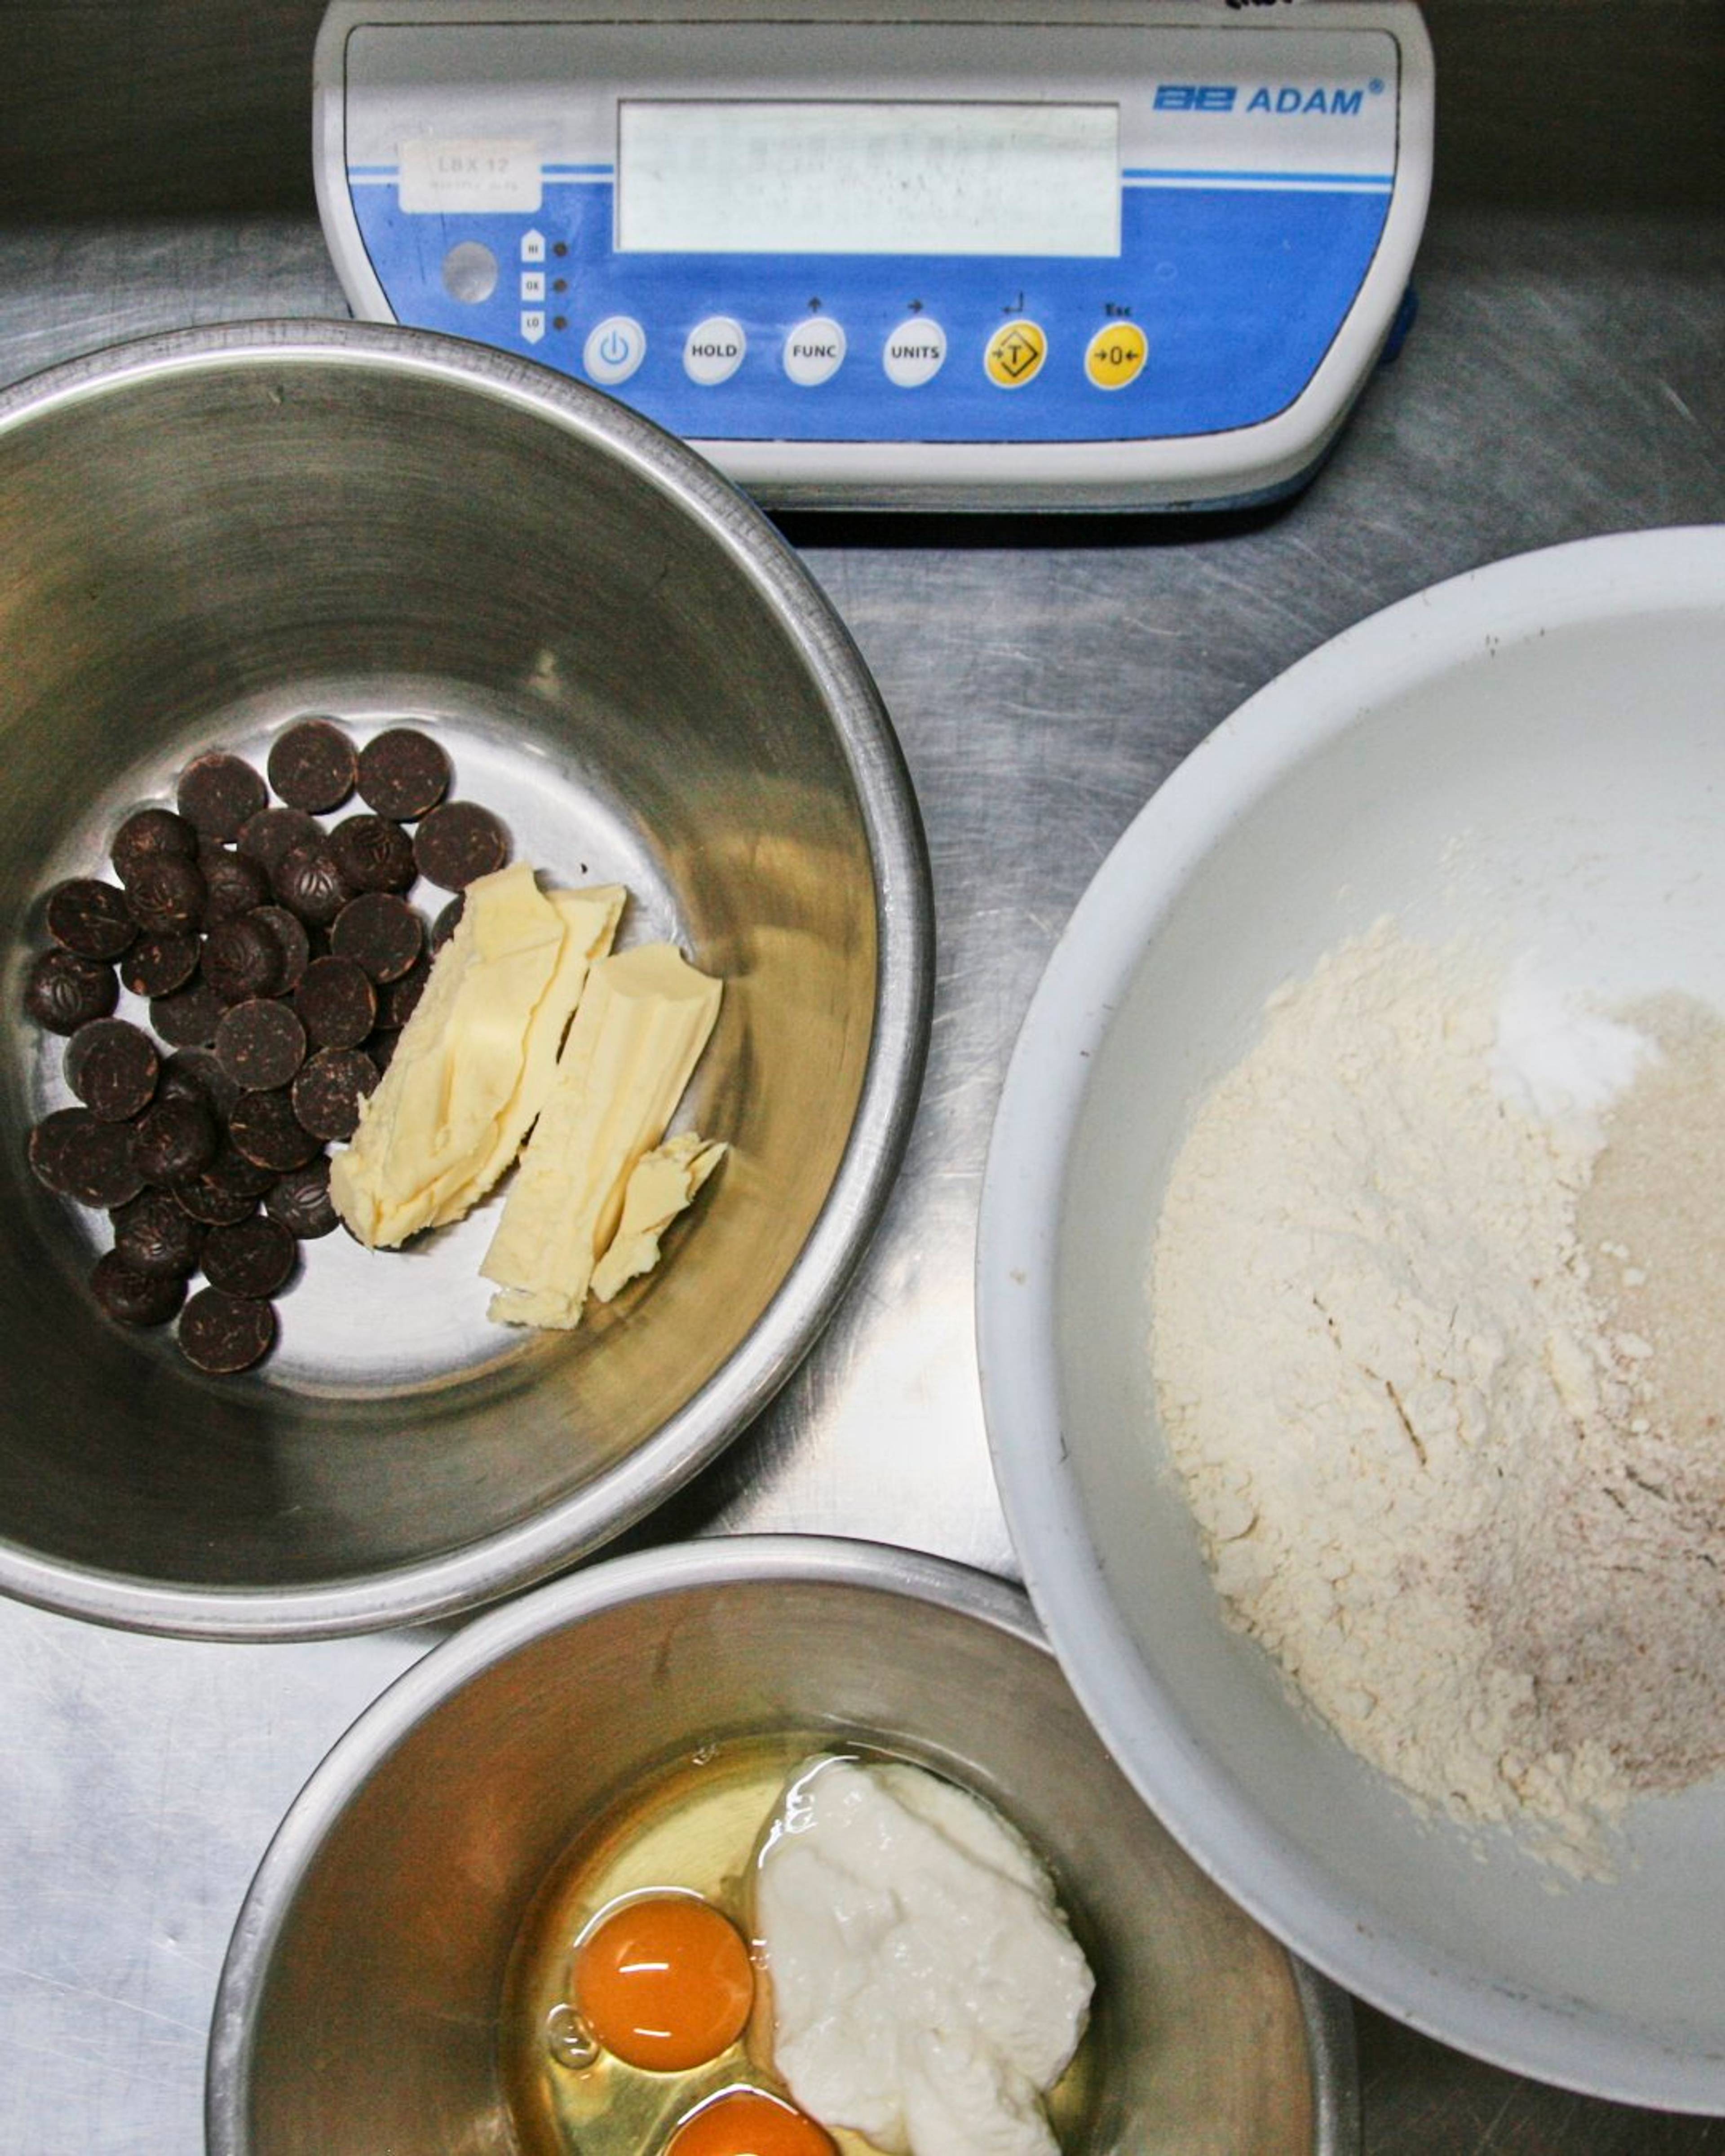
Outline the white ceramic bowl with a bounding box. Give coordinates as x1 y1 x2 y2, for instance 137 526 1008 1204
978 528 1725 2108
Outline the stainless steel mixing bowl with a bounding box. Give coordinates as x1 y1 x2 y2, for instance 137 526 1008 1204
0 323 930 1638
206 1536 1357 2155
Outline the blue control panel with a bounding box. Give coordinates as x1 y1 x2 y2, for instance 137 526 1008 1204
349 172 1393 444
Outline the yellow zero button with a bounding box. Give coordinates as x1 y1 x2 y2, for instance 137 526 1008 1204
1084 322 1148 390
984 318 1047 389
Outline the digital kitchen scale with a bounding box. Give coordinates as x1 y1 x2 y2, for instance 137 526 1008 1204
313 0 1433 510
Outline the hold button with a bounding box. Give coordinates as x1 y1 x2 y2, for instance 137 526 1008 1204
684 317 747 386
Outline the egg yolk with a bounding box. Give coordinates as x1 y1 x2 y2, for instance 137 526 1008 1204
665 2087 836 2156
573 1893 754 2071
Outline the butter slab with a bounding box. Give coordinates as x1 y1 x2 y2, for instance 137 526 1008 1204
330 864 623 1248
481 943 722 1328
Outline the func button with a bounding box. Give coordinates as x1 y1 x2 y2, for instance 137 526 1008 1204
984 319 1047 389
584 316 646 388
883 318 947 388
1084 322 1148 391
683 316 747 386
783 318 846 386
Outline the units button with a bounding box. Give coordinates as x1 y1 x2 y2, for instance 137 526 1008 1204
984 318 1047 389
882 318 947 388
783 317 846 386
683 315 747 385
1085 321 1148 390
583 315 646 387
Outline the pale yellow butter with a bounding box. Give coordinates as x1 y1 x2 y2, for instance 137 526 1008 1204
590 1133 726 1304
481 943 722 1328
329 864 624 1248
425 884 626 1225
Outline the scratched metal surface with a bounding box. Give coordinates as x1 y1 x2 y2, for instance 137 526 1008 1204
1 209 1725 2155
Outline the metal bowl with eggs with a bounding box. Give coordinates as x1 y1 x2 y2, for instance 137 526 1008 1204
978 527 1725 2107
0 321 930 1639
205 1534 1358 2155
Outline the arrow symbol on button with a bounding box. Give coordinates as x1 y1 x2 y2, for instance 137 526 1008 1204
998 334 1036 377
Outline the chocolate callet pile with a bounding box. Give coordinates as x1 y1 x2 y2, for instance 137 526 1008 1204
22 720 511 1374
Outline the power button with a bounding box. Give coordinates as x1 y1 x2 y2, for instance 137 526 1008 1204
583 316 646 388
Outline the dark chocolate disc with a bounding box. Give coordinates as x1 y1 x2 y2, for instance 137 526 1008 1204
356 727 451 820
210 1141 279 1198
266 1157 338 1239
246 906 311 993
294 955 376 1050
45 878 137 962
272 841 351 928
328 812 416 894
24 947 119 1034
227 1087 320 1172
177 752 267 842
203 916 283 1003
237 805 324 874
269 719 358 812
150 978 226 1049
111 806 198 882
411 801 510 892
291 1046 378 1142
214 998 307 1091
158 1047 241 1119
201 848 271 921
28 1108 145 1208
177 1286 277 1374
122 852 206 935
91 1250 186 1328
201 1213 297 1299
378 956 430 1030
429 894 464 951
119 931 200 998
330 892 423 983
131 1096 220 1186
64 1018 160 1122
172 1154 264 1227
110 1189 205 1277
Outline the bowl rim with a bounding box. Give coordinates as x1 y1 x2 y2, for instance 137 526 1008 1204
0 319 934 1642
202 1531 1359 2156
977 524 1725 2109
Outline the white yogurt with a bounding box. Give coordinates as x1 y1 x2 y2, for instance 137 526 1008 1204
753 1755 1094 2156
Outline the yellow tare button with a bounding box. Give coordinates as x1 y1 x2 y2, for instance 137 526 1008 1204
984 318 1047 389
1084 322 1148 391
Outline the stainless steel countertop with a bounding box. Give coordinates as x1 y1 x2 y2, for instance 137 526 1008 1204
3 208 1725 2156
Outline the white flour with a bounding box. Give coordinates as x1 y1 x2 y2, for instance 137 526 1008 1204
1148 919 1681 1869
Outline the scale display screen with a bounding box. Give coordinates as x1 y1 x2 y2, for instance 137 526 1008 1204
616 102 1121 259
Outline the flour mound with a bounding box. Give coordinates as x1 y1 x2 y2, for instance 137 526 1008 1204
1149 919 1640 1866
